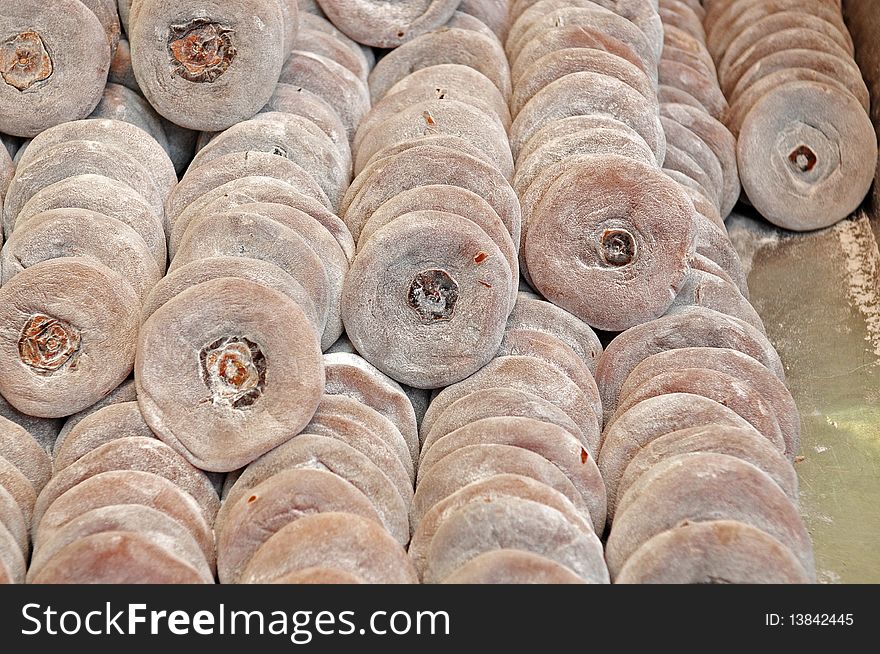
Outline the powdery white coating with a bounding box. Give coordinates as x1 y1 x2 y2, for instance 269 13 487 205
0 393 62 454
130 0 286 131
296 27 370 81
341 144 521 245
418 416 606 534
316 0 461 48
189 113 350 211
421 355 601 454
354 99 513 179
510 72 666 164
1 208 161 303
606 453 815 581
0 483 27 556
15 119 176 203
53 402 155 471
271 567 366 584
262 84 350 157
0 519 25 583
137 278 324 472
409 473 594 579
279 50 371 141
411 443 592 529
0 258 140 418
598 393 764 518
35 469 214 566
0 1 110 137
616 520 811 584
28 504 213 583
29 531 211 584
53 380 136 458
617 423 798 504
342 212 511 390
666 269 765 332
660 117 725 213
359 186 518 313
323 352 419 467
0 456 36 528
421 388 587 454
595 307 786 423
217 468 382 583
3 140 165 237
0 415 52 492
304 396 414 500
16 175 166 269
368 28 511 103
497 329 602 421
658 59 728 120
218 433 409 545
241 512 418 584
424 496 608 584
33 436 220 528
88 84 171 154
143 257 321 338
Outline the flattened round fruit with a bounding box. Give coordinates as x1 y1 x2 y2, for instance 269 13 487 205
420 388 587 454
130 0 285 131
342 211 511 389
241 512 418 584
342 144 521 244
441 550 587 584
411 444 591 528
509 72 666 163
607 453 815 580
1 208 161 302
35 470 214 565
666 268 765 332
142 257 323 339
423 497 608 584
217 468 382 583
620 346 801 458
218 433 409 545
595 307 786 422
368 28 511 102
0 415 52 492
52 402 155 471
29 531 210 584
16 174 166 269
28 504 212 582
598 393 764 517
0 0 110 138
617 520 811 584
354 99 513 179
418 416 606 533
315 0 461 48
617 424 798 504
737 81 877 231
136 278 324 472
323 352 419 467
359 186 518 312
525 155 695 332
0 258 139 418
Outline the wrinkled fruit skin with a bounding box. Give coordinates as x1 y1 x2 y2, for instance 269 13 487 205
168 19 236 83
0 31 53 91
199 336 266 409
18 314 80 374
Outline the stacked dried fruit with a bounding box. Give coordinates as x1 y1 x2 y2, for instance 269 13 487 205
27 401 220 583
508 0 700 332
0 0 114 137
215 352 417 583
340 15 518 388
654 1 757 329
410 294 608 583
0 119 172 418
595 306 814 583
705 0 877 230
0 417 52 583
127 0 298 132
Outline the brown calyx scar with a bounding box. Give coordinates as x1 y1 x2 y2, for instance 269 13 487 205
601 228 636 267
169 18 236 83
0 31 53 91
200 336 266 409
408 269 459 323
18 314 81 374
788 145 817 173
